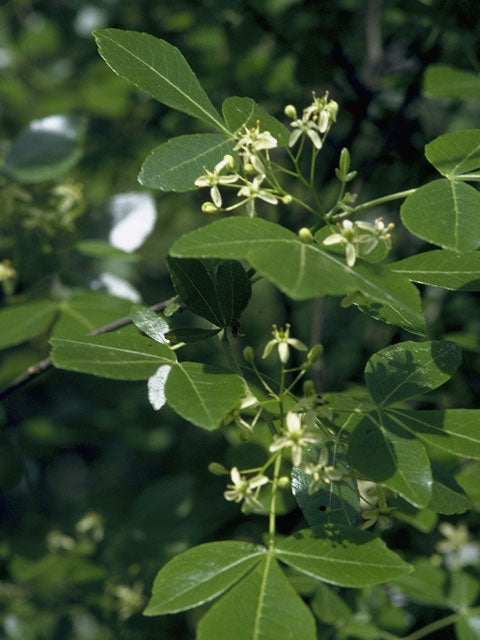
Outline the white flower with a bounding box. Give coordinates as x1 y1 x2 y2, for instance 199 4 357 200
195 155 238 208
289 119 322 149
237 175 279 217
262 323 307 363
224 467 269 512
269 411 323 467
235 124 277 152
302 449 341 494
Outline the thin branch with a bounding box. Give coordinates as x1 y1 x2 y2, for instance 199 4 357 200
0 298 174 401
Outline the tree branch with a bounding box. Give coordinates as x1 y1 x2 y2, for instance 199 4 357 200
0 298 174 401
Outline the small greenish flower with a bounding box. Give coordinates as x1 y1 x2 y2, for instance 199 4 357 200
235 124 277 152
302 448 341 494
269 411 323 467
262 323 307 363
289 117 322 149
195 155 238 208
224 467 269 512
360 489 394 529
237 175 279 217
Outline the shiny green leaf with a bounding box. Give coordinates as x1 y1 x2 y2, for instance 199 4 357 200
386 409 480 460
50 325 176 380
275 524 412 587
93 29 227 131
144 541 265 615
130 305 169 344
401 179 480 252
139 134 236 191
428 462 472 515
390 250 480 290
425 130 480 178
0 301 58 349
165 362 245 430
198 557 316 640
348 414 432 507
170 218 425 335
52 293 132 338
167 257 251 328
364 340 461 407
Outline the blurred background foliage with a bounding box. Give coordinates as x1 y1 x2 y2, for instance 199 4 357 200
0 0 479 638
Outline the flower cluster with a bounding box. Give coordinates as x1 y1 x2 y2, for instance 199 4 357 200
195 123 285 217
285 92 339 150
224 466 269 513
322 217 394 267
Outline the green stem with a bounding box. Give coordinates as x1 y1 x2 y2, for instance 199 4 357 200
268 454 282 549
401 614 461 640
333 188 416 220
221 329 241 374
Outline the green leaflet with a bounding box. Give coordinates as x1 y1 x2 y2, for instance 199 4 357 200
165 362 245 430
130 305 169 344
390 250 480 290
364 340 461 407
347 413 433 508
170 217 425 335
138 134 236 192
401 179 480 252
222 96 290 146
275 524 412 587
428 462 472 515
425 129 480 178
3 115 87 182
424 64 480 100
50 325 176 380
93 29 227 132
167 257 251 328
144 541 265 615
52 292 132 338
197 556 316 640
0 300 58 349
386 409 480 460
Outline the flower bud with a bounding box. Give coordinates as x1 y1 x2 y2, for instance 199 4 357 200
223 154 235 170
307 344 324 363
208 462 228 476
339 147 350 175
277 476 290 489
284 104 297 119
243 346 255 363
298 227 314 243
244 162 256 175
282 194 293 204
202 202 219 214
303 380 316 397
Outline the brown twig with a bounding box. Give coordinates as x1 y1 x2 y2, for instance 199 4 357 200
0 298 174 401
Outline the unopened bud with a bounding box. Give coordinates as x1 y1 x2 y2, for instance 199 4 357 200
244 163 256 175
243 346 255 363
282 194 293 204
284 104 297 119
308 344 324 363
339 148 350 175
202 202 219 214
208 462 228 476
298 227 314 243
277 476 290 489
303 380 316 397
223 154 235 170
